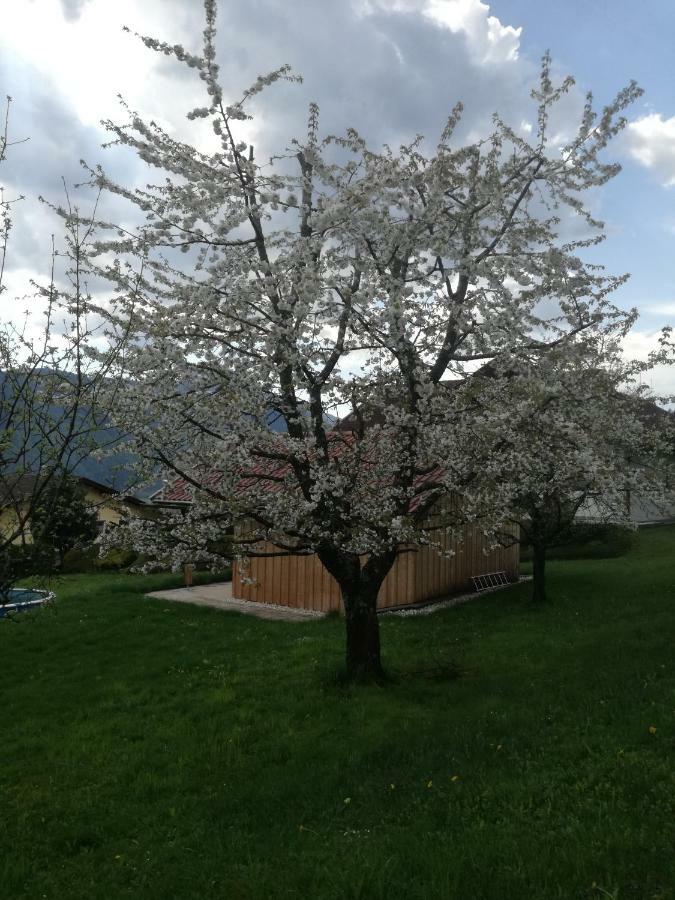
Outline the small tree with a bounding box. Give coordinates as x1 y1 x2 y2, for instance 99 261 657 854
467 342 675 602
1 98 128 600
78 1 664 677
29 473 99 567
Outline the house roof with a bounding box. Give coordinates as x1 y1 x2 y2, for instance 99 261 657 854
152 469 225 505
149 383 674 520
0 471 150 508
152 431 446 516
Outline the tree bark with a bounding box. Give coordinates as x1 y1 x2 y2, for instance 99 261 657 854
532 543 547 603
342 582 383 680
317 546 396 680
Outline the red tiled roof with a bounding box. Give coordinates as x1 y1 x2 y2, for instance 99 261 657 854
152 431 446 515
153 468 225 504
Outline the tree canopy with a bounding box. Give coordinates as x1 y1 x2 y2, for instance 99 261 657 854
75 1 673 676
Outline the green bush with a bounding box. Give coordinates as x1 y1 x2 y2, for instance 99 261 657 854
61 546 98 574
521 523 635 561
95 547 139 571
1 543 56 579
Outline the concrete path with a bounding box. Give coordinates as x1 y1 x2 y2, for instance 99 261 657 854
145 581 324 622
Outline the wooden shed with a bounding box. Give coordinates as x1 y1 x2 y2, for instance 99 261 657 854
155 450 520 615
232 512 519 614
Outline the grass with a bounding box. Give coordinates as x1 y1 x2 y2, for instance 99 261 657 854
1 529 674 900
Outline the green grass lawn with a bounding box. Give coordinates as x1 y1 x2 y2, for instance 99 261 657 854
1 530 674 900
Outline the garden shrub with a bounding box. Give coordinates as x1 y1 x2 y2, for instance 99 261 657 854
1 543 56 578
61 546 98 574
95 547 139 571
521 523 635 561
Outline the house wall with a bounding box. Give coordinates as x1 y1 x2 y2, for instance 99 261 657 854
84 487 157 526
232 518 519 612
410 520 519 607
85 486 123 526
1 486 155 545
0 505 30 544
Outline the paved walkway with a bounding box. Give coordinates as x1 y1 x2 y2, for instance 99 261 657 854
145 581 324 622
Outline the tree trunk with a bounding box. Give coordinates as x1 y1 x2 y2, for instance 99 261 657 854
342 582 383 680
317 546 396 681
532 543 547 603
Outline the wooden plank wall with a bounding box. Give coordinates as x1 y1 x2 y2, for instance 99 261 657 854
233 545 342 613
410 523 520 606
232 520 520 613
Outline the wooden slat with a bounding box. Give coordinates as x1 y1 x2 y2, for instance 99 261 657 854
230 504 520 611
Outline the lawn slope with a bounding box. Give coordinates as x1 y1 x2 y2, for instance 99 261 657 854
1 529 674 899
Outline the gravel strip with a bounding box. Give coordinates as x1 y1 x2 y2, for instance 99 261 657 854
382 576 532 617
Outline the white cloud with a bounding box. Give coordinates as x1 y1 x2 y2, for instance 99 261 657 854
3 0 203 133
641 302 675 316
58 0 93 21
0 0 534 161
625 113 675 187
621 328 675 398
423 0 522 63
359 0 521 64
1 0 535 198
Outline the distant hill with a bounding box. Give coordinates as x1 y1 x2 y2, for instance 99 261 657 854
0 369 151 498
1 371 334 498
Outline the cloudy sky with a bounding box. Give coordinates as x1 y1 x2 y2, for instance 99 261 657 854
1 0 674 390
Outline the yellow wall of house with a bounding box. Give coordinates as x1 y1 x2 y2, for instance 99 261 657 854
0 504 31 544
84 486 124 525
83 486 159 525
1 485 155 544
